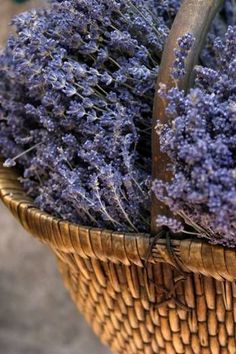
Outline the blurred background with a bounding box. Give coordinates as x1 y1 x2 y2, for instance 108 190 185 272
0 1 110 353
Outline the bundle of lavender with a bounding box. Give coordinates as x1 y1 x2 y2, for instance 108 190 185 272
0 0 235 246
154 26 236 246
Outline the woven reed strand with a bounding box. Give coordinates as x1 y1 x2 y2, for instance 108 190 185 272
1 161 236 353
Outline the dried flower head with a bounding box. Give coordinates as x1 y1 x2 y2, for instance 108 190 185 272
154 26 236 246
0 0 235 240
0 0 182 232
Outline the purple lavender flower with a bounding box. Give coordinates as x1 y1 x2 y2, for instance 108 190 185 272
156 215 184 233
154 26 236 246
172 33 195 80
0 0 234 238
0 0 180 233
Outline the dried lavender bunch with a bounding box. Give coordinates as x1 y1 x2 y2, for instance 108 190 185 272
0 0 234 236
201 0 236 67
0 0 182 232
154 26 236 246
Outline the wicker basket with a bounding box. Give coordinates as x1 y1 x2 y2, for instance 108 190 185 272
0 163 236 354
1 0 236 353
1 164 236 354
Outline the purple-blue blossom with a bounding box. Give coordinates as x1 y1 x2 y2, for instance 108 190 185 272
0 0 180 232
172 33 195 80
0 0 235 240
154 26 236 246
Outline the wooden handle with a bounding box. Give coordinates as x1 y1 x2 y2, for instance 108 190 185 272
151 0 224 234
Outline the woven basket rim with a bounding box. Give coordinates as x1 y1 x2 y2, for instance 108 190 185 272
1 159 236 282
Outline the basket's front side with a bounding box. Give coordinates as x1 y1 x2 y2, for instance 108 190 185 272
56 251 236 354
1 164 236 354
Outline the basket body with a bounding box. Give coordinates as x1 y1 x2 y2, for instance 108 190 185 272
1 163 236 354
57 256 236 354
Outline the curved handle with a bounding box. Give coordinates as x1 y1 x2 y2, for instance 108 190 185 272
151 0 224 234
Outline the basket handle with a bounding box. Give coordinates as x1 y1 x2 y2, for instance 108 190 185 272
151 0 224 234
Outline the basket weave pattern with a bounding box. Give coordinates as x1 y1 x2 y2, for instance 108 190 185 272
1 162 236 353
